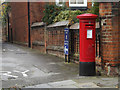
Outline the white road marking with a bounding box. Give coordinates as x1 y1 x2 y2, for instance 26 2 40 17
0 71 18 78
3 73 18 78
21 70 29 77
13 70 29 77
0 70 30 78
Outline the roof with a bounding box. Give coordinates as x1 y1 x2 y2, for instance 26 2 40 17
47 20 69 28
31 22 45 28
70 22 100 29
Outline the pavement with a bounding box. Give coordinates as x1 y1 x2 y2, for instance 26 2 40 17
1 42 119 89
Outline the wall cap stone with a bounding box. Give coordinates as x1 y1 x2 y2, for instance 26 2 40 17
31 22 45 28
47 20 69 28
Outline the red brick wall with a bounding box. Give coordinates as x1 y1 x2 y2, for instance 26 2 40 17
47 29 64 46
99 2 120 75
31 27 45 53
31 26 65 58
87 2 92 9
10 2 45 46
46 27 65 58
30 2 45 24
10 2 28 45
119 2 120 65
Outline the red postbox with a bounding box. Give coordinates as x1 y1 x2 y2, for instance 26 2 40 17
77 13 98 76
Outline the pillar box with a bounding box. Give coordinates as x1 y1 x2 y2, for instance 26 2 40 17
77 13 98 76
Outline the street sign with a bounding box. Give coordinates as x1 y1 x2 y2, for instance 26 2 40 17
64 28 69 55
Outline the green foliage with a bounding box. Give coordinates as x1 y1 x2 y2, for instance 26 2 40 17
53 2 99 24
42 2 99 25
53 9 92 24
42 4 66 25
91 2 99 21
91 2 99 16
2 3 11 26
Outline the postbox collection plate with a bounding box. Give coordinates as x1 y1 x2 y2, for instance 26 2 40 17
87 30 93 39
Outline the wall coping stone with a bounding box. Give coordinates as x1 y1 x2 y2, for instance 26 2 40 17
47 20 69 28
31 22 45 28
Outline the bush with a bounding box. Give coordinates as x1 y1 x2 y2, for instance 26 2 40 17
53 9 92 24
42 4 66 25
1 3 11 26
42 2 99 25
91 2 99 21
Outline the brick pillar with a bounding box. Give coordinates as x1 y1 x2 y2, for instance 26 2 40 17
99 2 120 75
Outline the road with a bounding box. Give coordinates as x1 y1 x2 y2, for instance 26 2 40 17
2 42 79 88
1 42 118 88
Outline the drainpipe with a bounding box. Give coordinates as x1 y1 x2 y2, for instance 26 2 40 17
44 23 47 54
28 1 31 47
7 13 10 42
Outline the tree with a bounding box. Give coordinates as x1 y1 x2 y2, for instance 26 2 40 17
1 2 11 26
42 4 66 25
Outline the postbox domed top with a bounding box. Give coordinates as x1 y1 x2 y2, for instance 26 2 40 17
77 13 98 19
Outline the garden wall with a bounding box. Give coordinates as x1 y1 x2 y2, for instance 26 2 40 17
46 27 65 58
31 25 45 53
31 21 100 63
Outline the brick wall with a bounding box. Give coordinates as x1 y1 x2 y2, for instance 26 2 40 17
10 2 45 46
31 25 101 63
47 27 65 58
30 2 45 23
31 26 45 53
99 2 120 75
31 26 65 58
10 2 28 46
9 1 92 46
119 2 120 68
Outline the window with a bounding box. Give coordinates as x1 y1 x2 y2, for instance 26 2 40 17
69 0 87 7
56 0 64 6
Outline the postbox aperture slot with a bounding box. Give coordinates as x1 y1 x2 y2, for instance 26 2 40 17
85 24 94 26
87 30 93 39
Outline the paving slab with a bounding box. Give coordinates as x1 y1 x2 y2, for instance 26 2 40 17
57 85 78 88
26 84 52 88
74 82 100 88
48 80 77 87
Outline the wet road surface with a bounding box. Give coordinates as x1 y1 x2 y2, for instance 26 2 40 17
2 42 79 88
1 42 118 88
